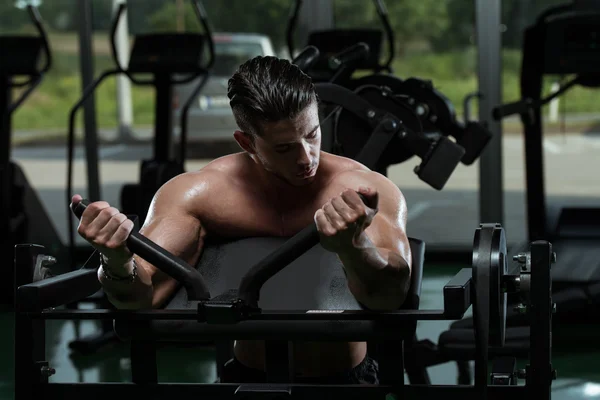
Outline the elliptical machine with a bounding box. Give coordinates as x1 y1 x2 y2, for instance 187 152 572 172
0 5 52 307
66 0 215 256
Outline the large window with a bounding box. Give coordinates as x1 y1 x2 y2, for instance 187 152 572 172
500 0 600 243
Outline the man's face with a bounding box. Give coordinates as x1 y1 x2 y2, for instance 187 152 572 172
252 103 321 187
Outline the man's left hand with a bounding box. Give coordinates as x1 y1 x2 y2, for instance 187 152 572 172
315 186 379 253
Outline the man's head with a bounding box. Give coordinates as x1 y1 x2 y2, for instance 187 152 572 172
227 56 321 187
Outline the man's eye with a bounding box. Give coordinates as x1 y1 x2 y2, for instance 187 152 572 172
276 145 291 153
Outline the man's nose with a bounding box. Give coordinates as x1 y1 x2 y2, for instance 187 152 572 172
297 142 311 166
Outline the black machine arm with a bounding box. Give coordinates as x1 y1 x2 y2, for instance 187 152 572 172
27 5 52 76
291 45 320 72
492 76 580 121
72 200 211 301
374 0 395 72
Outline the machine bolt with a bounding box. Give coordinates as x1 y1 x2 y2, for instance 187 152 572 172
40 366 55 377
513 253 527 264
552 303 557 314
383 120 398 132
551 252 557 264
397 131 407 138
41 256 57 267
367 110 376 118
429 114 438 123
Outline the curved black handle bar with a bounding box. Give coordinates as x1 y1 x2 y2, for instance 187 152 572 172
70 193 367 306
374 0 394 71
9 5 52 89
286 0 303 61
72 199 211 301
328 42 370 70
27 5 52 75
292 45 320 72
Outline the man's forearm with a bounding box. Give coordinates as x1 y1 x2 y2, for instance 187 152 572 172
337 235 410 310
99 257 154 309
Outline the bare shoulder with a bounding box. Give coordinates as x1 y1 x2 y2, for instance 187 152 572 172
325 154 403 199
151 153 246 217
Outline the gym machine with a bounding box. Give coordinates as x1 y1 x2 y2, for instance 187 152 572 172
294 46 491 188
286 0 394 87
14 218 556 399
63 0 214 354
0 5 54 307
492 0 600 318
66 0 215 254
410 1 600 383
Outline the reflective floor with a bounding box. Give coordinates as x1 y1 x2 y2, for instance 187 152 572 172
2 268 600 399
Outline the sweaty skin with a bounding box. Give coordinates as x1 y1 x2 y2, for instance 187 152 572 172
72 102 411 378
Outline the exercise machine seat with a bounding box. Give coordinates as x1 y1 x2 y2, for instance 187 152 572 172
114 236 425 343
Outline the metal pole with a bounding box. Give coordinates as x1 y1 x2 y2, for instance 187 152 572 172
77 0 101 202
476 0 503 225
113 0 134 140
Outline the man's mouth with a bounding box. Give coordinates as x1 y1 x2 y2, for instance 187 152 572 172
298 166 316 177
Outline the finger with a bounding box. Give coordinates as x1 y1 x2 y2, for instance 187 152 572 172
357 186 379 210
323 202 346 230
315 209 336 236
105 218 134 252
331 195 358 223
79 201 111 226
84 206 120 239
341 189 368 214
70 194 83 214
96 212 129 245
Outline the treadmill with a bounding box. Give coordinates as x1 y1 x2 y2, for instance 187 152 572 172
493 0 600 321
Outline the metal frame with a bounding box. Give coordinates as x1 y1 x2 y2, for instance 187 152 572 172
76 0 101 203
476 0 504 226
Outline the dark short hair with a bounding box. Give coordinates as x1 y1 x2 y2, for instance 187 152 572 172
227 56 317 136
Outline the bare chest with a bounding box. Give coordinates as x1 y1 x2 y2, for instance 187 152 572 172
200 185 348 239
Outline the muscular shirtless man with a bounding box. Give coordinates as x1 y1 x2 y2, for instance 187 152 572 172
71 55 412 385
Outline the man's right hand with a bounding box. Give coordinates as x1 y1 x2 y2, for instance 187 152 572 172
70 194 135 270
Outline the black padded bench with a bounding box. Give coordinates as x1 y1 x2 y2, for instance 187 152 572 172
112 235 427 384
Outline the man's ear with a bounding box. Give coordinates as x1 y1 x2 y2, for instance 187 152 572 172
233 130 256 154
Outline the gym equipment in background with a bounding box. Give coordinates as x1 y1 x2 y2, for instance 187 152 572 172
66 0 215 252
62 0 214 354
413 0 600 383
0 5 55 307
492 0 600 314
293 46 490 188
286 0 394 87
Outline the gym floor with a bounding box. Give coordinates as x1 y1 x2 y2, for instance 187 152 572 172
2 264 600 400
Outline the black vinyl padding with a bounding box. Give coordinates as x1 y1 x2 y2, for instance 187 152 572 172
115 236 425 342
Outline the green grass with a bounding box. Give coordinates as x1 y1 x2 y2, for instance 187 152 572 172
9 40 600 134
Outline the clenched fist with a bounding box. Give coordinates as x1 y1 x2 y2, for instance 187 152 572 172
315 186 379 253
70 194 134 266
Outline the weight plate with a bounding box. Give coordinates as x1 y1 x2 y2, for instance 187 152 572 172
472 223 508 348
